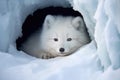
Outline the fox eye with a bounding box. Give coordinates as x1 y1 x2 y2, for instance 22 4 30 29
54 38 58 41
67 38 72 41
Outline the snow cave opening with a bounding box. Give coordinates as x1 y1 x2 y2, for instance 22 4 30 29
1 1 120 79
16 7 91 58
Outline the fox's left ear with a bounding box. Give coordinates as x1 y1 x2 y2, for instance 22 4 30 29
43 15 55 29
72 17 84 30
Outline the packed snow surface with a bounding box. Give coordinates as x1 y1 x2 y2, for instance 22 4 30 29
0 0 120 80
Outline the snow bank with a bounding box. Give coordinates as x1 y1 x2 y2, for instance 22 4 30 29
94 0 120 69
0 42 100 80
0 0 120 80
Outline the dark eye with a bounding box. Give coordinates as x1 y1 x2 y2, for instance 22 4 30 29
54 38 58 41
67 38 72 41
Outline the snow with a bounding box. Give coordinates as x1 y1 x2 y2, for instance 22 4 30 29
94 0 120 69
104 0 120 69
94 0 111 69
0 41 100 80
0 0 120 80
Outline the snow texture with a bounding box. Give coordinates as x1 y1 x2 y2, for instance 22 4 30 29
0 0 120 80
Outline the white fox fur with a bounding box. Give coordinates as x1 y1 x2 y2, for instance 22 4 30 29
21 15 90 59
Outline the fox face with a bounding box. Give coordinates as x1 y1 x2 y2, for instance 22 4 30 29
40 15 90 56
42 32 83 56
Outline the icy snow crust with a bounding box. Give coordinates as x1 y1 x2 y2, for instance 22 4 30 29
0 0 120 80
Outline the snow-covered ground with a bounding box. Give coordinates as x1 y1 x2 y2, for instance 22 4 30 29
0 0 120 80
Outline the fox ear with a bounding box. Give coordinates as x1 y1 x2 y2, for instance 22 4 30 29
72 17 84 30
43 15 55 29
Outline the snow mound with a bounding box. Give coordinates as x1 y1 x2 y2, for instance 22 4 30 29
0 0 120 80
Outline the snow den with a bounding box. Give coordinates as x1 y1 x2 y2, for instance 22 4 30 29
0 0 120 80
16 7 91 59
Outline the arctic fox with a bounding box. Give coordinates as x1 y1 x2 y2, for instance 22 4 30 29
21 15 91 59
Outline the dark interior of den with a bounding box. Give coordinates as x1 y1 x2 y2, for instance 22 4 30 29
16 7 85 50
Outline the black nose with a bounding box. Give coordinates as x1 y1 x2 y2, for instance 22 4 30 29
59 48 65 53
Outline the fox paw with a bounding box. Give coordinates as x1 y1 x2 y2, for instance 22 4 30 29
39 53 56 59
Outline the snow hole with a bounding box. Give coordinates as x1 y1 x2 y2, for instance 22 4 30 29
16 7 91 58
1 0 120 80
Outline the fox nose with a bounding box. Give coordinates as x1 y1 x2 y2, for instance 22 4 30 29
59 48 65 53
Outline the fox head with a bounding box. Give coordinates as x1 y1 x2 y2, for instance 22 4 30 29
40 15 90 56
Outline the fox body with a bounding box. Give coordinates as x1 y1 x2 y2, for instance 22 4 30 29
21 15 90 59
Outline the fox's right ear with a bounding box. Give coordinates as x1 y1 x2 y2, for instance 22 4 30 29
43 15 55 29
72 16 84 30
